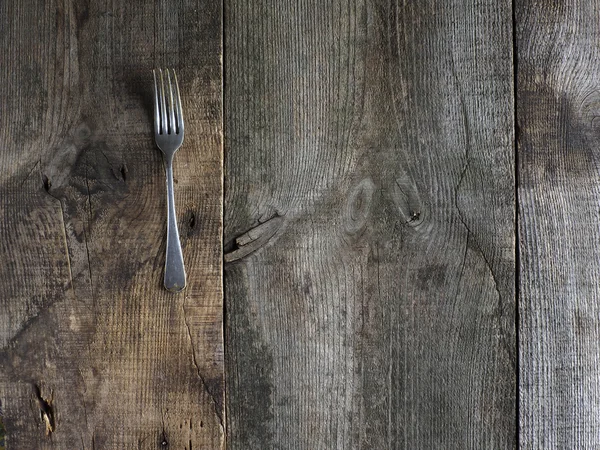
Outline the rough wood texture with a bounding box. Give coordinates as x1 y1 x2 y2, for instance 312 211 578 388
224 0 515 448
0 1 223 448
518 1 600 448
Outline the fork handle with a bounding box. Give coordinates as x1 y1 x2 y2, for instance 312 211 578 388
164 155 186 292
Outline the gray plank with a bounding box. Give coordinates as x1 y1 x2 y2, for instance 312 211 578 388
518 1 600 448
224 0 515 448
0 0 223 448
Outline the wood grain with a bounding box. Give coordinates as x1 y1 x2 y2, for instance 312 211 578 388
517 1 600 448
224 0 515 448
0 0 223 448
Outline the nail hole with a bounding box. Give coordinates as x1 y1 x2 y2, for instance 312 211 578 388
120 164 128 182
160 429 169 448
42 174 51 192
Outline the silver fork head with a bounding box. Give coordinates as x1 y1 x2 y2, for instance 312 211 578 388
153 68 184 156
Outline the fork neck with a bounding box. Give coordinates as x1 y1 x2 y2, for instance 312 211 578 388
163 153 174 168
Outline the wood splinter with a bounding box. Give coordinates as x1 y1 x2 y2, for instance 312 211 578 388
33 385 54 435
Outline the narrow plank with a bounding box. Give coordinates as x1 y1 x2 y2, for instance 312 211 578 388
224 0 515 448
518 1 600 447
0 0 223 448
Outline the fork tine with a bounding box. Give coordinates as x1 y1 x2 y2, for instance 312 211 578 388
172 70 184 134
166 69 176 135
152 70 160 134
159 69 168 134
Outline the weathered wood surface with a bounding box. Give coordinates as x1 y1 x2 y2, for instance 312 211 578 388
518 1 600 448
224 0 515 448
0 1 223 448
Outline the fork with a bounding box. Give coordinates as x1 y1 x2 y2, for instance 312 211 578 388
153 68 186 292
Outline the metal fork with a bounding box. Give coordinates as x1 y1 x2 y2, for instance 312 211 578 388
153 68 186 292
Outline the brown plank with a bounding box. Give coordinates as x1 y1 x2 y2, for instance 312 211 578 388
224 0 515 448
0 0 223 448
517 1 600 447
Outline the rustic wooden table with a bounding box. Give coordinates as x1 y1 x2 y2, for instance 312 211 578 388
0 1 224 448
1 0 594 449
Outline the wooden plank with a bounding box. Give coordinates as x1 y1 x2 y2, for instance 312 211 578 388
0 0 223 448
224 0 515 448
517 1 600 447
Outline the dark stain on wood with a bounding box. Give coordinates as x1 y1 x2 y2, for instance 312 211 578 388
518 1 600 446
520 83 598 187
225 264 275 448
416 264 447 290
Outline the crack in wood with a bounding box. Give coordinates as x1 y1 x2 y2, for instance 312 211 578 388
81 166 95 303
182 303 224 428
84 165 94 221
56 199 74 293
20 160 41 188
40 174 77 295
455 191 515 371
452 56 515 372
1 310 44 352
